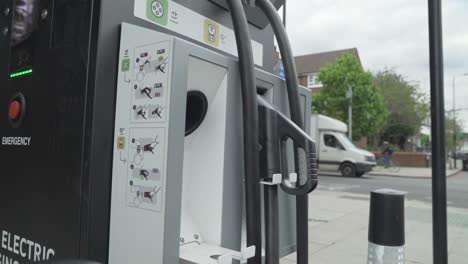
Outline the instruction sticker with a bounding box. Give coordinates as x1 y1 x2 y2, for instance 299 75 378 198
112 32 173 214
131 41 170 123
127 128 165 212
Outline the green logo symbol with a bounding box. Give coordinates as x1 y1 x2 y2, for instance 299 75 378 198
122 58 130 72
147 0 169 26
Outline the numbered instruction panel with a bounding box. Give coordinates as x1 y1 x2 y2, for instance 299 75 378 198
109 23 175 264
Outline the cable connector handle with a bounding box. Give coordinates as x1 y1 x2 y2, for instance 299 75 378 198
257 95 318 196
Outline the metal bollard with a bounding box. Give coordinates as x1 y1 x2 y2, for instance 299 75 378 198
368 189 405 264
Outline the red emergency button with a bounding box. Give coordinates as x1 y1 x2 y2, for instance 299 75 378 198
9 100 22 121
8 93 26 127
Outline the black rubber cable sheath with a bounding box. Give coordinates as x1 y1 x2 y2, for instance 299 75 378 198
256 1 310 263
256 1 302 127
264 185 280 264
226 1 262 263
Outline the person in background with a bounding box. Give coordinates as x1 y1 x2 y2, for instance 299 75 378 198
382 141 393 168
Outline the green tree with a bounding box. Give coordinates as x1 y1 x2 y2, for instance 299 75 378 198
373 70 430 150
459 132 468 143
420 133 431 151
445 115 463 153
414 118 464 154
312 54 388 140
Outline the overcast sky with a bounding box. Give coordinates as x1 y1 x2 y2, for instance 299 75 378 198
283 0 468 132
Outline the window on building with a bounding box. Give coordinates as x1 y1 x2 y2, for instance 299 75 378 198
307 73 322 88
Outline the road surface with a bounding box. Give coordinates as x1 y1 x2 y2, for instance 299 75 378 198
317 171 468 209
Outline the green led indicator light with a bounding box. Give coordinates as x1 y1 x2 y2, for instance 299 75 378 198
10 69 33 78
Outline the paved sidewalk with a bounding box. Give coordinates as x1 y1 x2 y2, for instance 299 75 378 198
280 189 468 264
369 160 463 178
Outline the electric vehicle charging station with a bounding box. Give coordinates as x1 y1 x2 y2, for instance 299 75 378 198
0 0 317 263
110 23 312 263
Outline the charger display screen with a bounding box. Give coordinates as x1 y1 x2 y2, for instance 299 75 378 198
9 0 40 78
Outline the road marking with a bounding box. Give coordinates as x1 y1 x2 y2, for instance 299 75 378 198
318 184 361 192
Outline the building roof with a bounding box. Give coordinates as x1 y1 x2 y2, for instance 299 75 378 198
294 48 361 75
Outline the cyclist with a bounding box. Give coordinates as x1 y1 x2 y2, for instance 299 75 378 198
382 141 394 168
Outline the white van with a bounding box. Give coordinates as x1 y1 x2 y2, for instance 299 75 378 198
310 114 376 177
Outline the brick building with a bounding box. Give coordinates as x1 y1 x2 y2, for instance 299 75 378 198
294 48 361 95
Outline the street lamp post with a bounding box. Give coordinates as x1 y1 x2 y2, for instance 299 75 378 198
346 85 353 140
452 73 468 169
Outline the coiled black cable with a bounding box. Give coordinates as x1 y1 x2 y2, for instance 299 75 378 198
256 1 311 263
226 1 262 263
